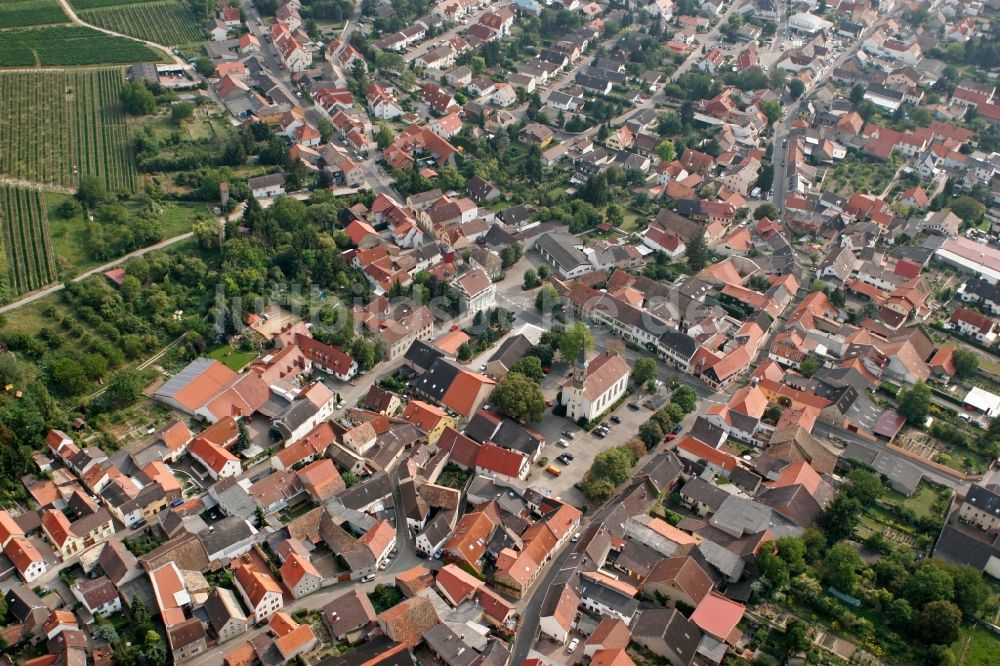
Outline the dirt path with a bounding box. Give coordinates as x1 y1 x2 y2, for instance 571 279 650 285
55 0 187 66
0 176 74 195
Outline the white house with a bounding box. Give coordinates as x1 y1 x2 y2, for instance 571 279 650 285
188 438 241 480
4 537 47 583
249 173 286 198
72 577 122 618
452 268 496 314
235 564 284 622
564 351 631 423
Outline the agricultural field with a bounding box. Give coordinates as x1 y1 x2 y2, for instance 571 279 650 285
0 186 57 301
77 0 205 46
0 68 138 191
0 0 69 28
0 25 158 67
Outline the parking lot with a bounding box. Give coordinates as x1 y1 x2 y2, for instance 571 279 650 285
526 368 668 508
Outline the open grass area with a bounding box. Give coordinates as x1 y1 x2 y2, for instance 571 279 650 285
208 344 259 371
0 69 137 191
0 185 57 301
0 0 69 28
45 192 211 275
0 25 158 67
77 0 205 46
951 625 1000 665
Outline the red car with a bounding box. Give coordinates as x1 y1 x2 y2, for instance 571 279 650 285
450 323 459 331
665 433 677 442
543 367 551 375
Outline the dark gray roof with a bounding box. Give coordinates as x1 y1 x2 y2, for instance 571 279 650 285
615 540 663 578
248 172 286 189
404 339 448 373
204 587 246 634
487 334 533 369
98 538 139 585
535 232 590 273
337 472 393 512
728 467 761 494
935 522 1000 571
212 478 257 520
964 484 1000 516
689 417 727 449
198 516 255 557
631 608 702 665
635 452 683 494
580 577 639 618
417 510 455 548
966 278 1000 304
399 479 429 523
680 478 731 512
412 358 462 402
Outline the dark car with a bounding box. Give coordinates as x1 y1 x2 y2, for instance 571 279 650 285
627 402 640 410
672 424 683 434
562 452 575 461
561 430 575 439
595 431 606 439
611 416 622 424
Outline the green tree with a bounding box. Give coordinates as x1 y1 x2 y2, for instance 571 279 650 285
897 381 931 425
582 478 616 501
759 100 781 124
656 139 676 162
905 561 954 607
686 230 709 272
799 355 821 377
633 358 656 385
758 543 790 590
522 268 540 289
952 564 990 617
769 67 787 90
119 82 156 115
845 468 883 505
823 542 861 592
754 203 780 220
170 101 194 124
535 283 560 312
670 385 698 413
48 358 89 396
376 123 394 150
508 356 543 382
492 372 546 422
951 196 986 226
952 348 979 379
788 78 806 100
559 322 594 362
818 494 863 542
917 600 962 645
194 56 215 77
76 175 107 209
589 446 635 485
638 420 664 448
775 537 807 575
106 368 144 407
782 620 810 656
318 119 334 143
887 597 914 627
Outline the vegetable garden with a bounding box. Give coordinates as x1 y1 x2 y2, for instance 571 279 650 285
0 0 69 28
0 186 57 300
0 68 138 191
77 0 205 46
0 25 158 66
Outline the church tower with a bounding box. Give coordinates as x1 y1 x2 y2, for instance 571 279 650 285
573 344 588 390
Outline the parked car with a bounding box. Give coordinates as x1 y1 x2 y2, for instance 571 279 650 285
627 402 640 410
557 439 570 448
562 453 575 461
361 573 376 582
561 430 575 439
567 638 580 652
611 416 622 424
672 424 683 434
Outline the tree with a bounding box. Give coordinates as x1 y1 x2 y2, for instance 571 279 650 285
905 561 955 607
670 385 698 413
769 67 787 90
775 536 807 575
953 348 980 379
845 469 883 505
119 82 156 115
106 368 144 408
754 203 779 220
633 358 656 385
508 356 543 382
536 264 550 279
789 78 806 100
917 600 962 645
952 564 990 617
656 139 676 162
639 420 664 448
782 620 810 656
522 268 540 289
951 196 986 226
536 283 560 312
897 381 931 425
823 542 861 592
759 100 781 125
76 175 107 209
686 230 709 272
850 84 865 106
170 101 194 124
758 544 790 589
589 446 635 485
799 355 821 377
492 372 546 422
375 123 394 150
559 323 594 362
48 358 88 396
318 119 334 143
194 56 215 77
887 598 914 627
818 494 863 542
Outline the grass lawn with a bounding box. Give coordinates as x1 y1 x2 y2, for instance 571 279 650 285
208 345 258 371
951 625 1000 665
0 291 68 337
901 483 945 520
45 191 212 276
621 212 641 232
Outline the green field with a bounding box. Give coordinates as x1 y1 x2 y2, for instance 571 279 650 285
0 0 69 28
0 68 138 191
71 0 163 9
78 0 205 46
953 626 1000 665
0 186 57 300
0 25 158 67
208 344 260 371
